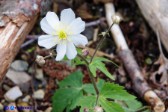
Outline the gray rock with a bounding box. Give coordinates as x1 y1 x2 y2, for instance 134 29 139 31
11 60 28 72
6 69 31 85
33 89 45 100
4 86 23 101
35 69 44 80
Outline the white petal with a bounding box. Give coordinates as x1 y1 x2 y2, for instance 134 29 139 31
46 12 59 30
70 34 88 47
66 42 77 60
56 44 66 61
40 17 55 35
68 17 85 35
61 8 75 25
38 35 58 49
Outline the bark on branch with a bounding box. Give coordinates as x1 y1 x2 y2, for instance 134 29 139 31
0 0 41 81
105 3 165 112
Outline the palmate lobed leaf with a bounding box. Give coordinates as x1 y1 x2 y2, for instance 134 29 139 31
59 70 83 88
100 82 136 101
52 71 146 112
52 71 84 112
89 57 115 80
77 96 96 112
52 88 78 112
122 100 150 112
83 79 105 95
99 96 124 112
52 71 98 112
96 82 137 112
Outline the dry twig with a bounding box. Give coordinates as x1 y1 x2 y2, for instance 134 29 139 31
105 3 165 112
0 0 41 81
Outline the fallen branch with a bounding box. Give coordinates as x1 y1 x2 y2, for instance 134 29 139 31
0 0 41 81
105 3 165 112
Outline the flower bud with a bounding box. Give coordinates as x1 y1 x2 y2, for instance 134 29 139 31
82 49 89 56
112 15 121 24
36 55 45 66
94 106 103 112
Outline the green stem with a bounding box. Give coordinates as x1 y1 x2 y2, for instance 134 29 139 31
90 23 114 63
77 54 99 105
77 22 115 106
90 35 106 63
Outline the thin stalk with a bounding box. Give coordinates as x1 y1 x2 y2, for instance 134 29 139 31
77 54 99 104
77 54 99 95
90 23 114 63
77 22 115 105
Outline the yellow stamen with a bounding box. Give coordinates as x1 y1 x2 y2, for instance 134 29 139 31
58 30 67 40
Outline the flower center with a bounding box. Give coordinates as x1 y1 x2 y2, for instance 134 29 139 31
58 30 67 40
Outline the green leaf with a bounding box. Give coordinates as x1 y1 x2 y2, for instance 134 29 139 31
52 71 145 112
93 57 118 67
97 82 139 112
52 71 84 112
89 57 115 80
89 63 97 77
99 96 124 112
122 100 150 112
72 56 86 66
100 82 135 101
76 48 82 54
124 100 142 111
96 61 114 80
59 71 83 88
52 71 99 112
52 88 81 112
66 91 83 111
77 96 96 112
83 79 105 94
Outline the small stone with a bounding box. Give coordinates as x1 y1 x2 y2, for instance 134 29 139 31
33 89 45 100
6 69 31 85
11 60 28 72
35 69 44 80
22 95 31 102
4 86 23 101
45 107 52 112
0 103 3 110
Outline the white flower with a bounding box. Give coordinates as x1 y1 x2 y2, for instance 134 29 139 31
38 8 88 61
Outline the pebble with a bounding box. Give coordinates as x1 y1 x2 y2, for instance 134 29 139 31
33 89 45 100
35 69 44 80
6 69 31 85
11 60 28 72
45 107 52 112
4 86 23 101
22 95 31 102
0 103 3 110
